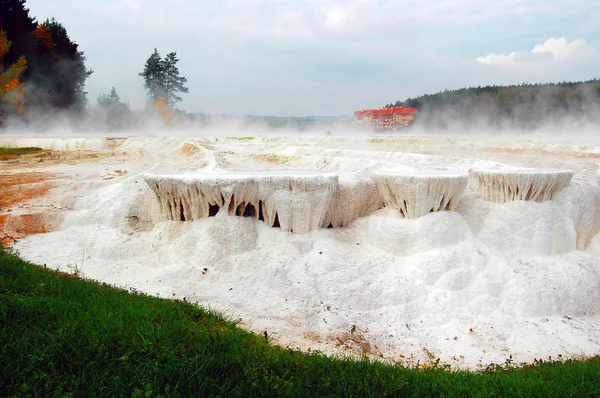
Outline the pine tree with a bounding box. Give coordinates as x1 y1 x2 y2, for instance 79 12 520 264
108 86 120 104
162 51 188 107
139 49 189 108
45 18 93 111
97 86 121 107
26 18 93 111
139 48 165 104
96 86 129 129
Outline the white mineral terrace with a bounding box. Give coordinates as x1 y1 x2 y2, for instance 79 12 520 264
371 169 469 219
6 135 600 370
469 167 574 203
144 171 339 234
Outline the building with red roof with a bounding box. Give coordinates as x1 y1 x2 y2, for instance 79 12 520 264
353 106 417 129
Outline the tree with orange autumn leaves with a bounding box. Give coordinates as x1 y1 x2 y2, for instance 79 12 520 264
0 30 27 116
25 18 93 111
0 0 93 120
32 24 57 53
155 97 171 123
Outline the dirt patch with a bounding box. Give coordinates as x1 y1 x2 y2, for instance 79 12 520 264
180 143 200 156
226 136 255 141
254 154 301 164
303 331 322 343
0 149 112 170
480 146 600 161
101 169 128 180
327 329 382 358
105 138 127 149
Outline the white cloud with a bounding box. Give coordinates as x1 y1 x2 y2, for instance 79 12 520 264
476 37 596 65
205 0 566 43
203 0 421 43
69 0 561 43
531 37 594 59
474 38 599 82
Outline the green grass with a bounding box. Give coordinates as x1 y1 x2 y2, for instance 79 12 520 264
0 147 44 161
2 247 600 397
0 146 44 154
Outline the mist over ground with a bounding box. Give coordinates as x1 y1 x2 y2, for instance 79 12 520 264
3 108 600 148
3 75 600 143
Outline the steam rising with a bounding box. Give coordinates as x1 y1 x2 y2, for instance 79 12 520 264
2 82 600 144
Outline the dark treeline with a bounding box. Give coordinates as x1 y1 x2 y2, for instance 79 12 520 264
385 79 600 129
0 0 191 131
0 0 92 122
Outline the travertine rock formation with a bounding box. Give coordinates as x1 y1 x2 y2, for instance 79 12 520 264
321 180 383 228
371 170 469 219
144 171 338 234
469 168 573 203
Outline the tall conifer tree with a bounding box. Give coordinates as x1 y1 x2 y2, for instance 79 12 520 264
139 49 188 108
162 51 188 107
139 48 165 104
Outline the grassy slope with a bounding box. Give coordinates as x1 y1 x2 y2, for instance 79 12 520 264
1 248 600 397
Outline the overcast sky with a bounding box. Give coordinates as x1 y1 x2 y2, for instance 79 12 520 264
26 0 600 116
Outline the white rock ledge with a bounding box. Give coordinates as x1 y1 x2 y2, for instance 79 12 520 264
143 171 338 234
469 168 573 203
371 170 469 219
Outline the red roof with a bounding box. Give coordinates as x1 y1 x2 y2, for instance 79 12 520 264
354 107 417 116
395 107 417 115
371 108 395 117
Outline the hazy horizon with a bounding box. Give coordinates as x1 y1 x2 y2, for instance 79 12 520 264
22 0 600 117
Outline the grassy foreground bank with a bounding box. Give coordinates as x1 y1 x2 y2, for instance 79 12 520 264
1 248 600 397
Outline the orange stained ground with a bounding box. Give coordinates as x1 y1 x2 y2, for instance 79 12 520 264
0 213 53 245
0 172 61 208
0 172 64 244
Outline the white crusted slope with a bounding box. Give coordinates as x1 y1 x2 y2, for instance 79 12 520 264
563 180 600 250
371 170 469 219
469 168 573 203
144 171 338 234
321 180 383 228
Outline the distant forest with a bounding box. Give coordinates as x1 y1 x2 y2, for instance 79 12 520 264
384 79 600 129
